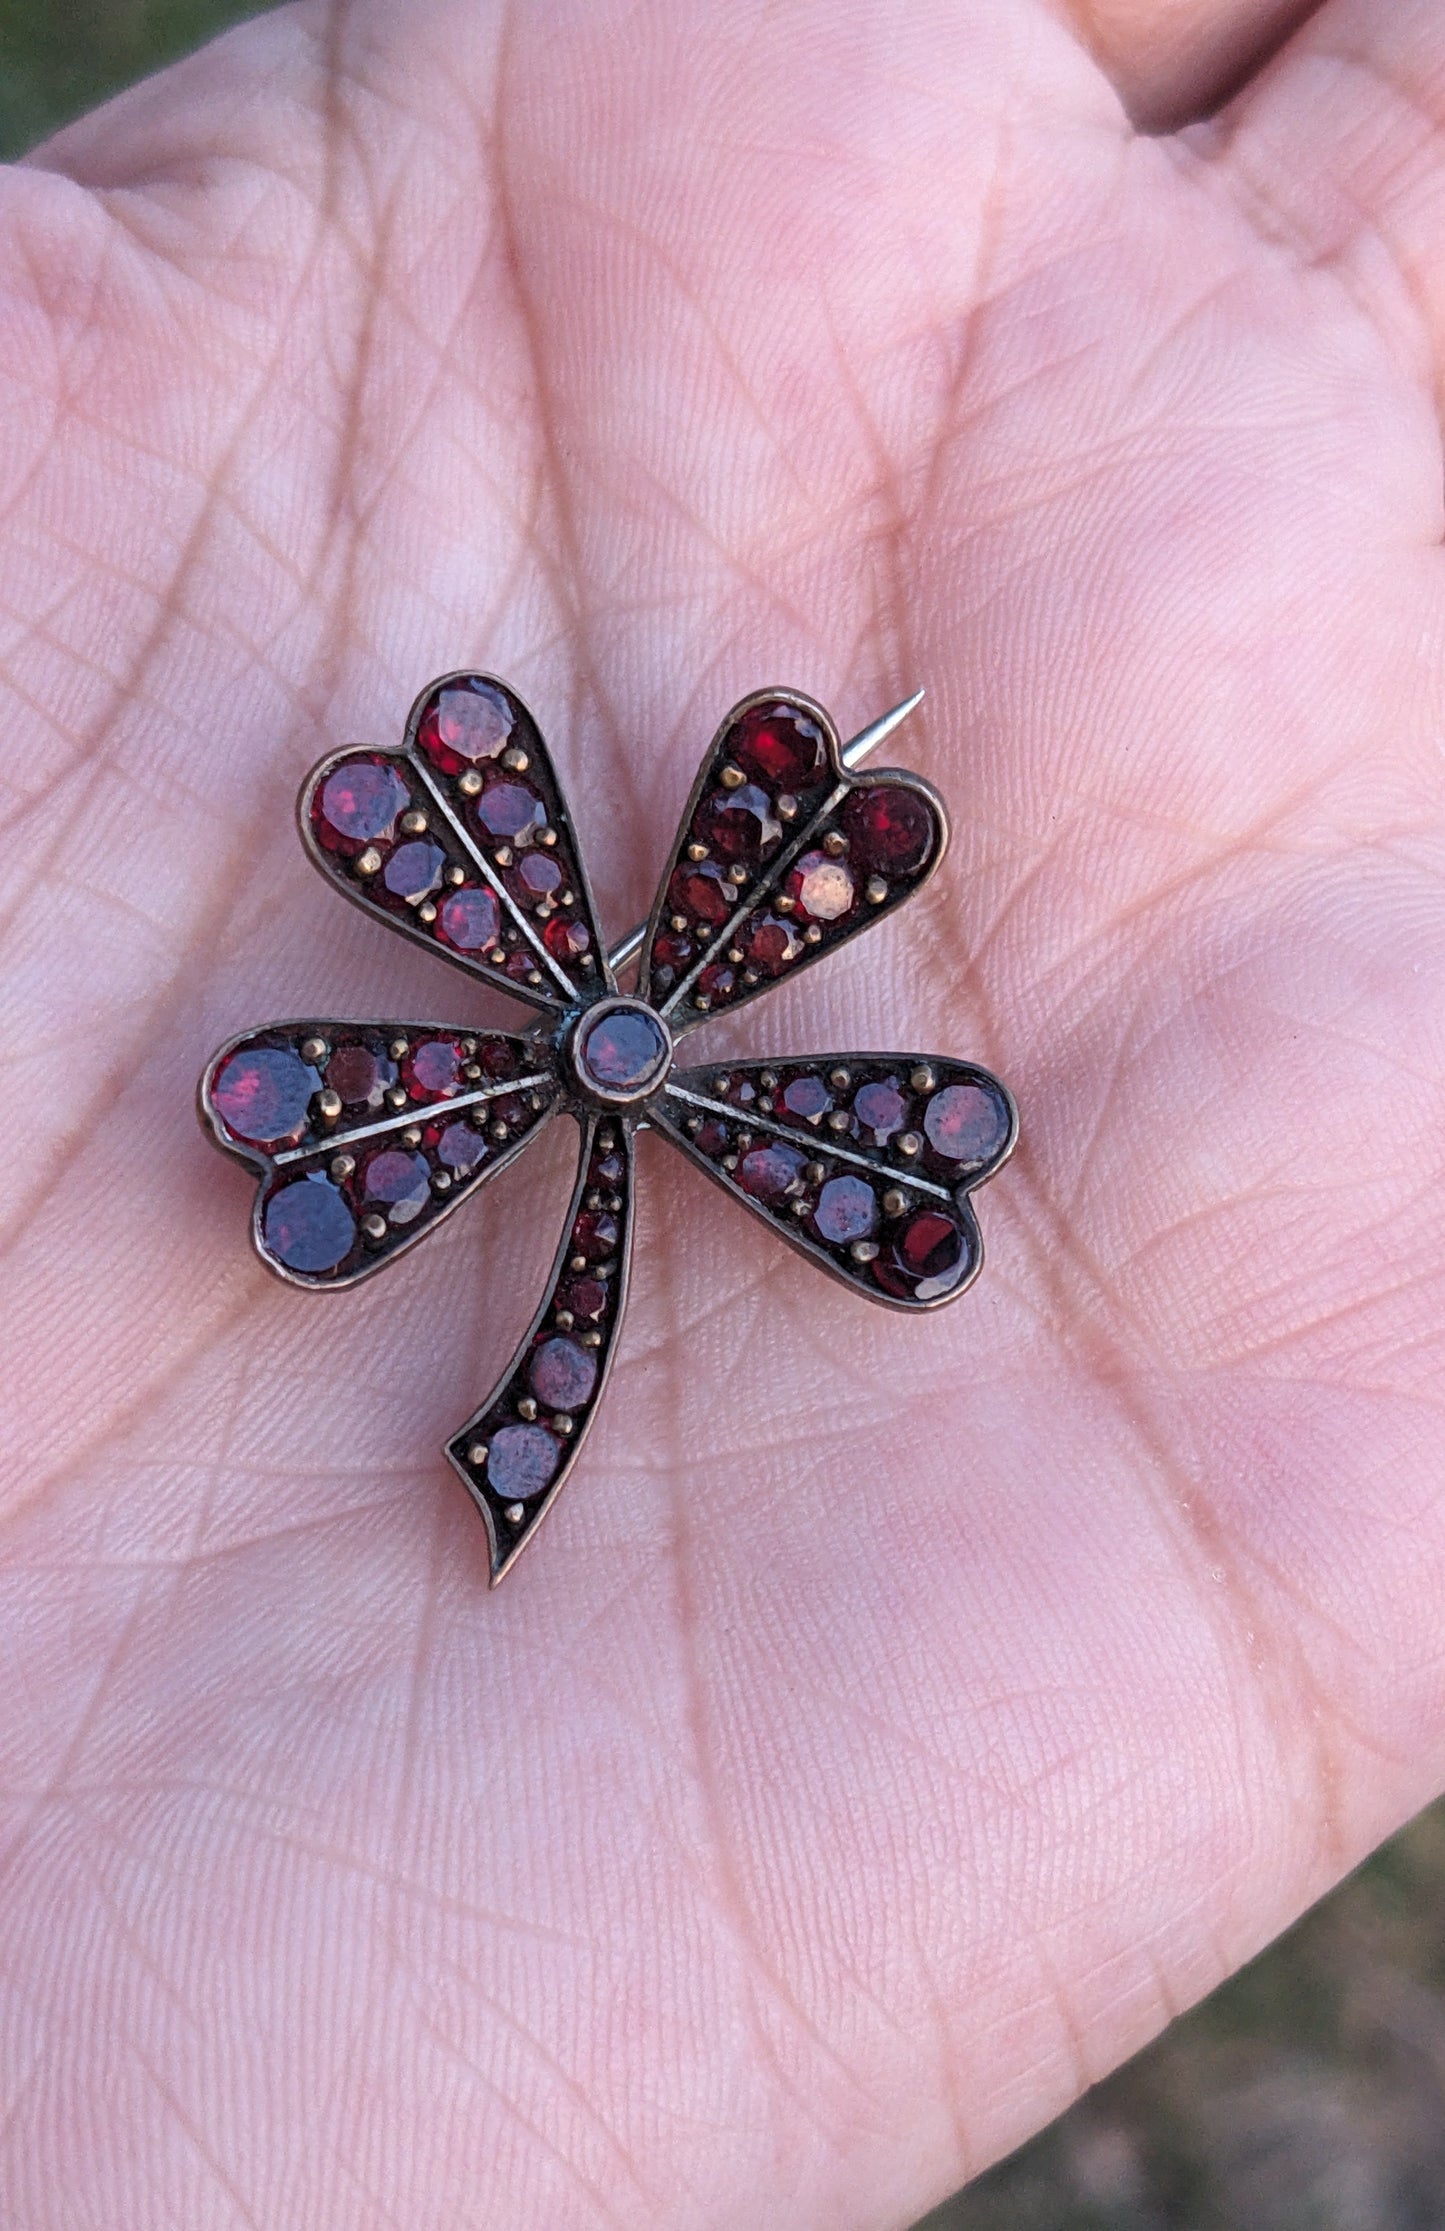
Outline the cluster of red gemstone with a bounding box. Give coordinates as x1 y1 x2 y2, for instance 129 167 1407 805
206 1027 556 1282
644 698 942 1021
414 678 599 987
309 686 600 997
452 1125 629 1529
663 1057 1010 1302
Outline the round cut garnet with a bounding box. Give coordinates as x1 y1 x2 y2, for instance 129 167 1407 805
785 849 855 925
476 1037 517 1078
841 784 935 875
544 915 592 963
736 1141 807 1203
558 1275 607 1323
744 914 804 976
474 776 545 844
361 1148 431 1226
729 702 828 792
437 885 501 953
696 961 736 1005
923 1083 1009 1169
695 783 781 864
417 678 513 774
575 1003 669 1097
854 1078 908 1139
650 928 693 985
669 860 732 925
812 1175 877 1246
437 1120 486 1173
403 1038 464 1100
314 757 411 853
874 1209 973 1301
213 1046 319 1147
516 851 562 899
382 839 445 904
572 1209 619 1263
528 1336 599 1413
263 1175 355 1274
781 1073 830 1123
487 1422 560 1502
325 1042 394 1110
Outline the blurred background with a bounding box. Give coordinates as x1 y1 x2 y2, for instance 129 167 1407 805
4 6 1444 2226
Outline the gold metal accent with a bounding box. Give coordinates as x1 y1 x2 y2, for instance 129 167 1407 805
467 1442 488 1466
849 1239 880 1262
361 1212 387 1243
385 1085 408 1110
318 1088 342 1121
554 1414 575 1435
493 844 513 868
669 913 688 933
402 1126 422 1147
355 847 382 877
828 1067 850 1089
719 762 745 789
417 901 437 924
882 1188 908 1217
432 1170 452 1193
329 1154 355 1181
502 745 529 772
569 1253 587 1273
400 809 428 836
826 1110 850 1132
300 1035 327 1063
446 865 466 886
538 826 557 847
504 1501 524 1523
776 792 798 820
517 1396 538 1422
909 1064 935 1092
803 925 822 944
805 1161 827 1184
685 841 708 861
866 876 888 904
555 1309 574 1330
458 769 483 796
727 864 748 885
898 1131 922 1158
775 894 795 913
759 1071 777 1090
389 1038 408 1059
823 830 847 858
580 1329 602 1348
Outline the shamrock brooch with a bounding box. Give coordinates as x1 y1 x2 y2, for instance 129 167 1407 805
199 675 1017 1581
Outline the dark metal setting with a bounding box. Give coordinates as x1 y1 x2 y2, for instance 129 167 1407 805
198 673 1017 1583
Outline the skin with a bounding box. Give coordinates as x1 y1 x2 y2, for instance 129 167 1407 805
0 0 1443 2223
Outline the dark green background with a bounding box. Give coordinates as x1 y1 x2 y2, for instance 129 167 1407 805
4 7 1444 2226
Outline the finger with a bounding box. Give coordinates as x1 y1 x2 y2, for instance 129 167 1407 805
1197 0 1445 374
1051 0 1324 127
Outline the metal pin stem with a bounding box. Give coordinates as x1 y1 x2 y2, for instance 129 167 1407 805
606 689 925 975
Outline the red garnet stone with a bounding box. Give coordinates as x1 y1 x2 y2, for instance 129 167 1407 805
841 784 935 876
730 702 829 792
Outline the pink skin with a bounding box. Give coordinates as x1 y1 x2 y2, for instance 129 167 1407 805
1 0 1444 2223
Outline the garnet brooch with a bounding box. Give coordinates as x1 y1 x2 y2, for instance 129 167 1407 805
199 676 1017 1581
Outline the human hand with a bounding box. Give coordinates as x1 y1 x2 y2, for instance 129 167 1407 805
2 1 1443 2223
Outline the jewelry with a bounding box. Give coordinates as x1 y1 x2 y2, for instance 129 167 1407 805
198 676 1016 1581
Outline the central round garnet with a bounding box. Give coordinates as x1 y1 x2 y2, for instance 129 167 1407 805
569 998 673 1105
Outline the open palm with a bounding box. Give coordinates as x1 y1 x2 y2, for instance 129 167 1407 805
2 0 1443 2223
